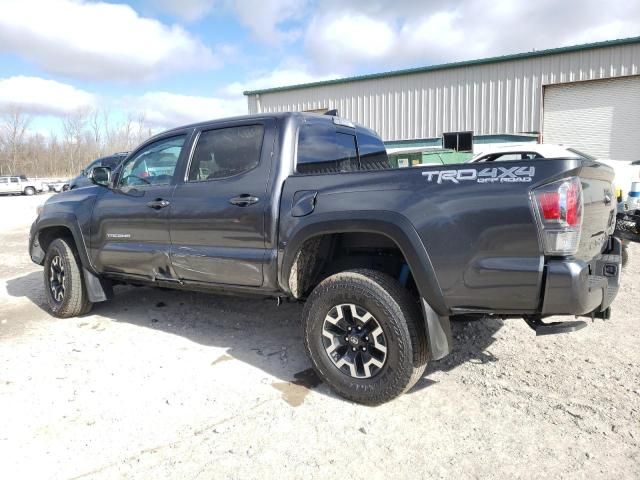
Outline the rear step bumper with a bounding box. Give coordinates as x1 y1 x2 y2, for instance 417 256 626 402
524 317 588 336
541 236 621 317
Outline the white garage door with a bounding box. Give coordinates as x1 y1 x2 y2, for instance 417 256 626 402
543 76 640 161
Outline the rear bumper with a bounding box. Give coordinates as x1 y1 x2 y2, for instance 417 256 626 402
541 237 621 316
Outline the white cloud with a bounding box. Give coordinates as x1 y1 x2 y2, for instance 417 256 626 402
130 60 339 131
303 0 640 72
131 91 247 128
305 13 395 69
220 61 341 96
0 0 218 81
0 76 96 116
154 0 216 21
225 0 307 44
153 0 307 44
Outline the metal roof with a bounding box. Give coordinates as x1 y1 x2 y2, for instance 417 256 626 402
243 36 640 96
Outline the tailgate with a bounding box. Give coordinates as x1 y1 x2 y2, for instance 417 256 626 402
576 161 616 261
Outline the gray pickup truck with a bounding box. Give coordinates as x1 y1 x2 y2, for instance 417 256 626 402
29 112 621 404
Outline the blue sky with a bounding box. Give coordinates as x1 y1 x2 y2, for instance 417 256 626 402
1 0 639 136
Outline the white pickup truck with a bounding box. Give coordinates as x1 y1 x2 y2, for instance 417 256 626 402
0 176 46 195
469 144 639 201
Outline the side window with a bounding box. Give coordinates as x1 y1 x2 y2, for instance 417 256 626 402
10 177 19 183
356 127 390 171
188 125 264 181
119 135 186 188
0 178 8 184
296 121 358 175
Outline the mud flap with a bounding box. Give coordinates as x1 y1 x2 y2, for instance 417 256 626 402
421 298 452 360
83 268 113 303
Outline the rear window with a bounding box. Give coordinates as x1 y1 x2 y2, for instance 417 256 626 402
296 119 390 174
356 127 390 170
297 120 358 174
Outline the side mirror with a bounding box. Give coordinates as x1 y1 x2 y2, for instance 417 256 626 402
89 166 111 187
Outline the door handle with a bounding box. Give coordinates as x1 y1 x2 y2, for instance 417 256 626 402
146 199 170 209
229 194 259 207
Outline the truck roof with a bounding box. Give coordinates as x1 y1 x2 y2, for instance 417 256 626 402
155 111 364 140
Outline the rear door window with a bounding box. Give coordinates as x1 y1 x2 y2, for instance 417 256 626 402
188 125 264 181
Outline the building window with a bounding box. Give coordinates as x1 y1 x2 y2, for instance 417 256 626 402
443 131 473 152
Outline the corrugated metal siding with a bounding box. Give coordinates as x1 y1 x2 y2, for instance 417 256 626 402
247 44 640 142
543 76 640 160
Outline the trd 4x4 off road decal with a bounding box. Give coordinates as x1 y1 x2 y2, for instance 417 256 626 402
422 166 536 184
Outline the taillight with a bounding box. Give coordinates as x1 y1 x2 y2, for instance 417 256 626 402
532 177 583 255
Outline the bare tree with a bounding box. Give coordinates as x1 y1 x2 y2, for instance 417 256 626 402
0 106 153 178
0 106 32 175
61 107 90 174
89 108 102 151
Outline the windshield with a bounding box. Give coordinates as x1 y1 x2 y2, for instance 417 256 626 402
566 148 597 161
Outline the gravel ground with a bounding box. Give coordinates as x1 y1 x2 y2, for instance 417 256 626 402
0 194 638 479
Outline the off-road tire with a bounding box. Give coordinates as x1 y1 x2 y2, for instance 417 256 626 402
43 238 93 317
302 268 428 405
24 186 35 196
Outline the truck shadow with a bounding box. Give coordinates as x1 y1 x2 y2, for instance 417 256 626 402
6 271 503 401
408 317 503 394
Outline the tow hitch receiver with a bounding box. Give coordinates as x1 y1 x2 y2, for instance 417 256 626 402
523 316 587 336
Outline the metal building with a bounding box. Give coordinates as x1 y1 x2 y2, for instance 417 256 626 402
245 37 640 160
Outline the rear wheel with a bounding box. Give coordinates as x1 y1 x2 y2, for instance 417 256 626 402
302 269 428 405
43 238 93 317
24 186 35 196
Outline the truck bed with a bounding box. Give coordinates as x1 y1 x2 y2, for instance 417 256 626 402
279 157 617 315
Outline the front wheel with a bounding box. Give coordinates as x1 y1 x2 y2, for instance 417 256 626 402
24 186 35 196
43 238 93 317
302 269 428 405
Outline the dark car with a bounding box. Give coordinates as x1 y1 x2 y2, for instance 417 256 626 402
69 152 129 190
29 112 621 404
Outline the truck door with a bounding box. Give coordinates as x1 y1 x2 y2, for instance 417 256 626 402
168 120 275 287
9 177 21 193
89 133 189 280
0 177 9 194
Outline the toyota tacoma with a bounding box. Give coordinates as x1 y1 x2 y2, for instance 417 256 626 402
29 112 621 404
